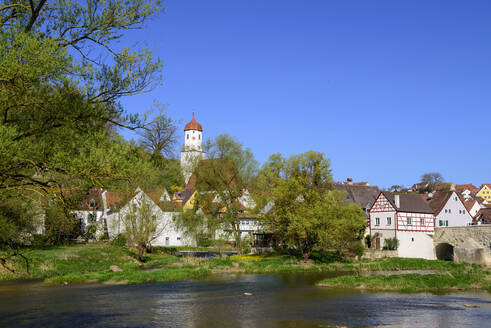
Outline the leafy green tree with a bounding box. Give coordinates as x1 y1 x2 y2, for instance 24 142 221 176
194 134 258 253
258 151 366 260
0 0 164 199
0 0 166 269
118 194 166 261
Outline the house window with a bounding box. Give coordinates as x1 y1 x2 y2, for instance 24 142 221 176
420 218 425 226
386 217 391 225
439 220 443 227
177 237 181 241
444 209 447 213
407 218 412 225
446 220 449 226
375 218 380 226
448 209 451 213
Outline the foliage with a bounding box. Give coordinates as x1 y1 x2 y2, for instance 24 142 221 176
118 194 167 261
137 105 179 163
383 237 399 250
194 134 258 253
0 0 165 258
110 234 127 247
257 151 366 259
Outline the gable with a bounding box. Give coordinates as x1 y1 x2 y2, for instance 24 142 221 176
369 192 396 213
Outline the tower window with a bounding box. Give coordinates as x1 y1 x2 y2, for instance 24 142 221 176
199 134 200 140
187 134 189 140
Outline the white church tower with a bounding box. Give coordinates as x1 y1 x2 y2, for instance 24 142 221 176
181 113 206 184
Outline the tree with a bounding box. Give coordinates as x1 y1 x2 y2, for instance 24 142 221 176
119 192 166 261
421 172 444 184
0 0 165 249
419 172 444 193
0 0 164 200
137 106 179 164
258 151 366 260
194 134 258 253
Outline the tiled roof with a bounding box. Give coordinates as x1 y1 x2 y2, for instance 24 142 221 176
334 184 380 209
455 184 479 192
474 208 491 224
381 192 434 214
426 191 454 215
463 198 478 213
184 113 203 131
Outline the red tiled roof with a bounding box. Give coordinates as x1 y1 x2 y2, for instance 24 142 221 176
463 198 477 212
184 113 203 131
455 184 479 193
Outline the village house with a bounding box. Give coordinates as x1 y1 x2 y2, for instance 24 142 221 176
476 184 491 202
106 188 193 247
369 192 435 259
423 191 473 227
463 198 482 218
473 208 491 225
455 184 480 199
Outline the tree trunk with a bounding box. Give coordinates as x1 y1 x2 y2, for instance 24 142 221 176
137 245 145 262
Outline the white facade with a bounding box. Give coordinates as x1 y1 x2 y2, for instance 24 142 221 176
369 192 436 259
397 231 435 260
434 192 473 227
180 125 206 184
107 190 194 247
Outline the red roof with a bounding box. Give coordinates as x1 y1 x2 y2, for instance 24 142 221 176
455 184 479 192
184 113 203 131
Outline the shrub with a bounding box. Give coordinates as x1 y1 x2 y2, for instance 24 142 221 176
197 235 212 247
310 250 343 263
110 234 127 247
153 246 177 254
383 237 399 250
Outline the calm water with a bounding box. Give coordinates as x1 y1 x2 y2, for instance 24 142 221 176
1 273 490 328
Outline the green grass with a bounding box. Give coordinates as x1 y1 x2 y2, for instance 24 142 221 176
317 260 491 292
2 245 490 291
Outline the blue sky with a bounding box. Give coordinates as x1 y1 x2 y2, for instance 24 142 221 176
119 0 491 189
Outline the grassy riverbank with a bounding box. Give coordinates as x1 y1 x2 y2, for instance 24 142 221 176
317 259 491 292
1 244 490 292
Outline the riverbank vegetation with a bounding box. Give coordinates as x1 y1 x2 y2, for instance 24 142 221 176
2 244 490 292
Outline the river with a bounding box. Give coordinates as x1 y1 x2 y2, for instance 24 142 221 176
1 273 490 327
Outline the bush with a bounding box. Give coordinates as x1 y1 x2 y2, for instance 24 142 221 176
31 234 51 248
348 241 364 257
110 234 127 247
153 246 177 254
310 250 343 263
197 235 212 247
383 237 399 250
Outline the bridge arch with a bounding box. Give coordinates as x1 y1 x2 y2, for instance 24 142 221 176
435 243 454 261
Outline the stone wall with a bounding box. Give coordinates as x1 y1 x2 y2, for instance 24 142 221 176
362 249 398 259
434 225 491 265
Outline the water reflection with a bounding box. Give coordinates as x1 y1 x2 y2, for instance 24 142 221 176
0 273 490 328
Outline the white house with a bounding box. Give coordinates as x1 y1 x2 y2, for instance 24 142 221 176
107 188 194 247
463 198 482 218
425 191 473 227
369 192 435 260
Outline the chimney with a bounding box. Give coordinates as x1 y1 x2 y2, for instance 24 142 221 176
394 194 400 209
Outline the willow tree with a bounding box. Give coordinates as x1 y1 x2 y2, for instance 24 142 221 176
258 151 366 259
194 134 258 253
0 0 165 268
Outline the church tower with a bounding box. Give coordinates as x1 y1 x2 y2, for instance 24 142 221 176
181 113 206 184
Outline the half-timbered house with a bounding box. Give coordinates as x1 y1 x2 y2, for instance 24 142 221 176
369 192 435 259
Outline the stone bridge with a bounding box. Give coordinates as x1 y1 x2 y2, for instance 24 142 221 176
433 225 491 266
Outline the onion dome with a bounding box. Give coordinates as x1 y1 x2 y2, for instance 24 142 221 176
184 112 203 131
